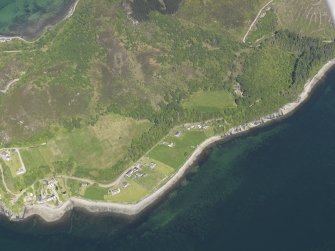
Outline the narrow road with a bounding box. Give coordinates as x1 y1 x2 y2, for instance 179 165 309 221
2 50 23 53
59 175 120 188
0 164 16 196
16 148 26 173
242 0 274 43
60 117 224 188
58 175 95 185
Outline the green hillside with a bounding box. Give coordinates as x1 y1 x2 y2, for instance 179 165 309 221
0 0 334 210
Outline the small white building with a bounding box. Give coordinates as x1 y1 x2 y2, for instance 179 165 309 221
168 142 175 148
0 150 11 161
122 181 129 188
109 188 121 196
144 162 157 169
125 169 133 177
16 167 26 176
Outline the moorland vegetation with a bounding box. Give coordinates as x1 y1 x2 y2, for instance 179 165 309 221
0 0 334 210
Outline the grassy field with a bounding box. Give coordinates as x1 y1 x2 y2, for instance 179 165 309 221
67 179 84 196
81 158 175 203
3 150 23 177
149 130 207 169
19 148 53 187
106 159 175 203
20 148 48 172
183 90 237 112
20 114 152 182
84 184 107 201
106 180 147 203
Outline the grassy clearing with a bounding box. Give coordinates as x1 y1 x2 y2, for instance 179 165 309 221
20 148 49 172
67 179 83 196
0 160 19 193
149 130 207 169
0 149 39 193
20 114 152 181
183 90 237 112
135 161 174 191
4 150 23 177
84 184 107 201
106 180 147 203
19 147 54 188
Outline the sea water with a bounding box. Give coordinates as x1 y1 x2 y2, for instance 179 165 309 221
0 69 335 250
0 0 74 38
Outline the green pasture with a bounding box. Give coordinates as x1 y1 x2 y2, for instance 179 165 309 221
4 150 23 177
20 114 152 181
149 130 207 169
183 90 237 112
106 159 174 203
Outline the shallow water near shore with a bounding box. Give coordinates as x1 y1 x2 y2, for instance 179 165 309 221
0 68 335 250
0 0 75 39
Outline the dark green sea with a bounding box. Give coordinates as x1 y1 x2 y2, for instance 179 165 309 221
0 67 334 250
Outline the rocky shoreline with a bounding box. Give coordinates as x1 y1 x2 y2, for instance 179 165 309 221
5 59 334 223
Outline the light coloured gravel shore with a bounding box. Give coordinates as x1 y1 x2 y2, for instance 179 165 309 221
17 59 335 223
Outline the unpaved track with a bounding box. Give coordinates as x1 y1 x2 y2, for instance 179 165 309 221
242 0 274 43
0 79 20 94
0 165 16 196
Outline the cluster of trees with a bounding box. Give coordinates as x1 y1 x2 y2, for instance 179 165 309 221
62 117 82 131
273 30 335 88
107 14 241 163
131 0 181 21
127 100 222 161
